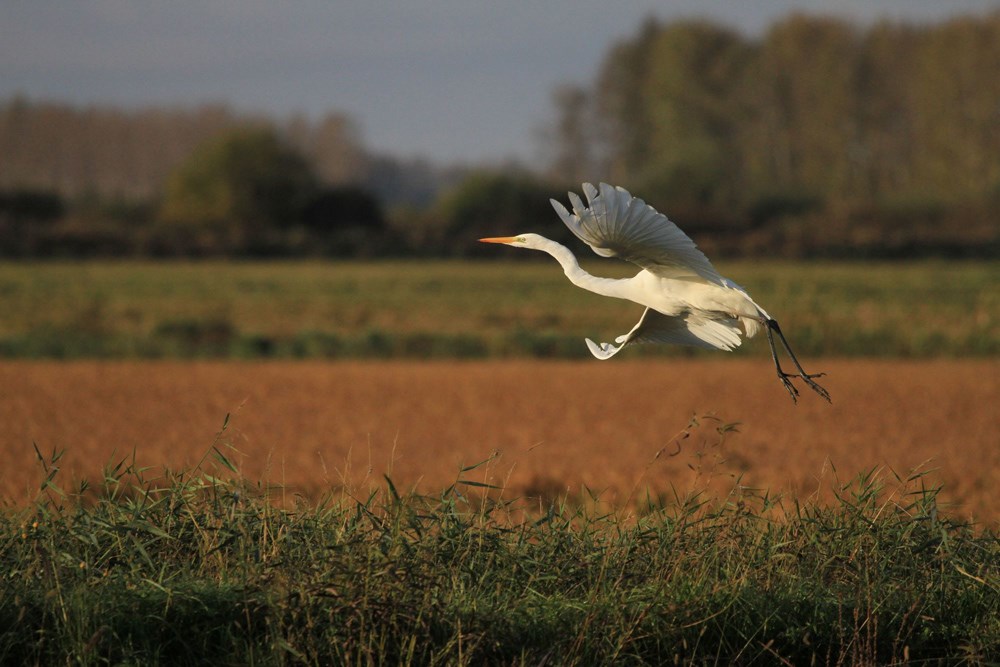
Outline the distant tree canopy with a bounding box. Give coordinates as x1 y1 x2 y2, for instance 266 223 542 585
557 13 1000 210
544 12 1000 257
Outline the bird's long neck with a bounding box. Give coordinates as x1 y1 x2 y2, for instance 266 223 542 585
536 237 632 300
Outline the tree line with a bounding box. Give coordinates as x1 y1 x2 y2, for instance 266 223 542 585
548 12 1000 257
1 12 997 259
0 100 370 199
0 100 465 257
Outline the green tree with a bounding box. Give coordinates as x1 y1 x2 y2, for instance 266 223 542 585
639 21 750 206
853 21 919 200
593 18 662 182
744 15 861 201
907 13 1000 201
159 126 319 252
545 85 598 185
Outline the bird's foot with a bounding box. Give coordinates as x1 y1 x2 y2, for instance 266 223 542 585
777 372 800 403
777 371 831 403
801 372 831 403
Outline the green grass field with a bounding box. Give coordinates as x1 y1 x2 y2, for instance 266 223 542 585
3 441 998 665
3 262 998 663
0 259 996 358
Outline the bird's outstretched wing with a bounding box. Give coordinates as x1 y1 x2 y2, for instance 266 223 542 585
551 182 725 285
586 308 743 360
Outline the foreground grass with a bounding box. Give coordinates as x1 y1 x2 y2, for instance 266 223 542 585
2 439 998 665
0 259 996 358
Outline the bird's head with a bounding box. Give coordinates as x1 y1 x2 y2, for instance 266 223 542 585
478 233 546 250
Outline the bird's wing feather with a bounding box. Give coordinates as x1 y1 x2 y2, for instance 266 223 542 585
585 308 743 360
551 182 725 285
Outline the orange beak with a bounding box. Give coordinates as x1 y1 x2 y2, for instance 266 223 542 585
478 236 517 244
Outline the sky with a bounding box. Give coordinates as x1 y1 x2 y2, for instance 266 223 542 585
2 1 998 165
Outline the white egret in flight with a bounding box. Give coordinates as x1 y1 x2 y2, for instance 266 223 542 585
480 182 830 403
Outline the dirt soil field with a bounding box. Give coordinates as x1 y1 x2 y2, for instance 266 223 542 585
1 360 997 523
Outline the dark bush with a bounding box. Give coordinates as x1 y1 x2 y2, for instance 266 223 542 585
434 172 573 257
747 191 824 228
302 186 397 256
0 189 65 221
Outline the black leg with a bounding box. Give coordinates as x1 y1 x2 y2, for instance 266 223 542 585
765 319 831 403
764 320 800 402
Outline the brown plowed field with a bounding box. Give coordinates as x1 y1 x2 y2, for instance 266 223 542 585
1 360 997 523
